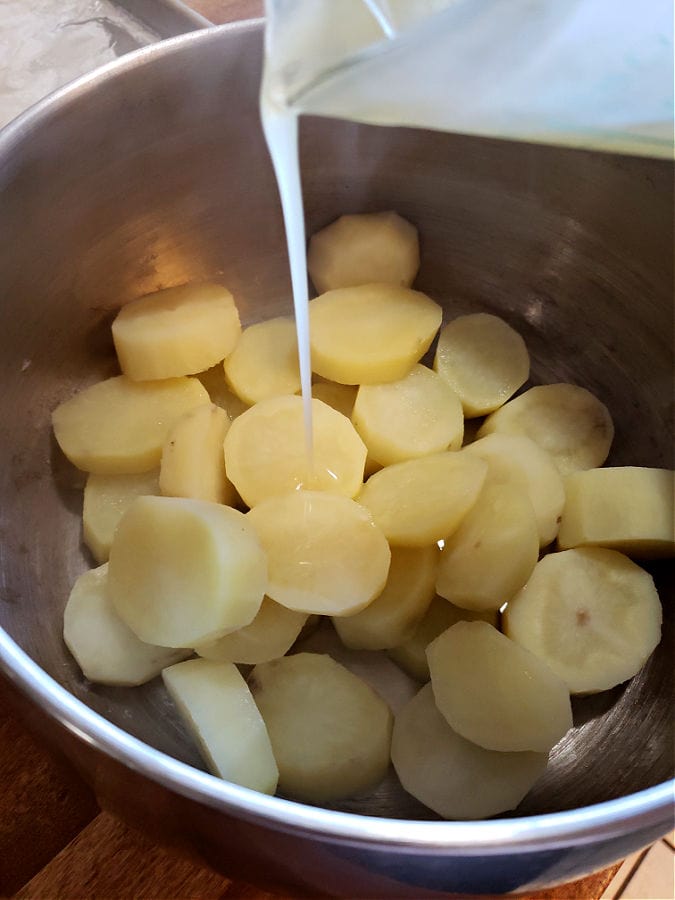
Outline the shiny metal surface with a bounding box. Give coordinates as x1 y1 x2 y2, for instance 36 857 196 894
0 21 672 897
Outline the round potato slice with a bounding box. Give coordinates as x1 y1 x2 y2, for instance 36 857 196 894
224 316 301 405
83 470 160 564
224 395 366 507
357 451 487 546
249 653 393 803
436 483 539 612
108 495 266 647
477 383 614 476
503 548 662 694
52 375 209 474
352 365 464 466
112 282 241 381
392 684 549 820
333 545 439 650
307 211 419 294
312 380 358 419
309 284 442 385
433 313 529 417
247 491 390 616
427 621 573 753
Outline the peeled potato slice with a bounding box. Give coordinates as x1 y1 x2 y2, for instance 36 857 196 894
434 313 530 417
307 211 420 294
249 653 392 803
163 658 278 794
159 403 237 506
312 380 357 419
112 283 241 381
83 470 160 564
197 365 249 419
247 491 390 615
464 433 565 547
558 467 675 558
503 548 662 694
477 383 614 476
333 545 439 650
195 597 308 665
224 395 366 507
108 496 266 647
436 483 539 612
352 365 464 466
392 684 548 820
52 375 209 474
358 451 487 546
309 284 442 385
427 621 572 753
224 317 300 405
64 564 189 686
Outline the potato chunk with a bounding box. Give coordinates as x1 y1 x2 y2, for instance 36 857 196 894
249 653 392 803
224 395 366 507
247 491 390 616
108 496 266 647
557 467 675 558
503 548 662 694
436 483 539 612
163 659 278 794
83 470 160 563
307 211 419 294
358 451 487 546
352 365 464 466
392 684 548 820
478 383 614 476
309 284 442 385
64 564 189 686
427 621 572 753
224 317 300 405
112 283 241 381
52 375 209 474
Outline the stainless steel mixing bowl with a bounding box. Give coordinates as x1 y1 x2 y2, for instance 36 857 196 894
0 20 672 898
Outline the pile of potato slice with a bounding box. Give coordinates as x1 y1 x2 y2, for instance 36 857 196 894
52 211 673 819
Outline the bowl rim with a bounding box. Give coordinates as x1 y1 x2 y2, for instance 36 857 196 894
0 20 672 853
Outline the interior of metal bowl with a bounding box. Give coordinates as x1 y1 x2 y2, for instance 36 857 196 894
0 22 672 824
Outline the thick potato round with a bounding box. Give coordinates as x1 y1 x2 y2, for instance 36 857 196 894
352 365 464 466
434 313 529 417
427 621 573 753
358 451 487 546
224 395 366 507
249 653 392 803
503 548 662 694
224 316 300 405
307 211 419 294
309 284 442 385
392 684 548 820
83 470 160 564
197 365 249 419
52 375 209 474
247 491 390 616
112 283 241 381
312 379 357 419
108 496 266 647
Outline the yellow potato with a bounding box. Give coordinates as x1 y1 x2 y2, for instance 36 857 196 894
311 379 357 419
163 659 278 794
333 545 439 650
224 395 366 507
108 496 266 647
557 467 675 558
247 491 390 616
352 365 464 466
159 403 237 506
427 621 573 753
83 469 160 563
224 316 300 405
307 211 419 294
249 653 392 803
434 313 530 417
197 365 249 419
436 483 539 612
112 283 241 381
309 284 442 385
357 451 487 546
52 375 209 474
